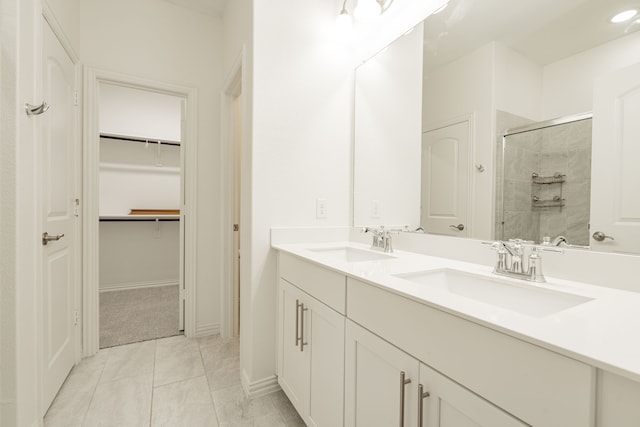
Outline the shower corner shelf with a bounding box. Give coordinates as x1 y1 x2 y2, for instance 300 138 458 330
532 196 565 209
531 172 566 184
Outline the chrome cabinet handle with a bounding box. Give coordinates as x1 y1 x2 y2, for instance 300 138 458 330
299 301 308 352
449 224 464 231
592 231 614 242
399 371 412 426
42 232 64 246
25 101 50 116
418 384 430 427
295 299 301 347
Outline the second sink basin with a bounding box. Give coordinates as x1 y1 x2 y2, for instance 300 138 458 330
394 268 593 317
308 246 395 263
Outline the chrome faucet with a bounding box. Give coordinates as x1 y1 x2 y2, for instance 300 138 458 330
488 239 562 283
361 226 395 253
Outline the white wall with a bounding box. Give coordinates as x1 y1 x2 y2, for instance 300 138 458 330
542 31 640 119
99 83 182 141
99 139 180 215
354 23 423 227
99 221 179 290
494 42 543 122
423 43 495 239
79 0 223 335
248 0 356 391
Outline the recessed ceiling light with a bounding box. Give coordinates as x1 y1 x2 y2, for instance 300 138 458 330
611 9 638 23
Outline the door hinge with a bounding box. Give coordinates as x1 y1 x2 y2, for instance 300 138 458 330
74 310 80 325
74 90 79 106
74 198 80 218
233 224 239 231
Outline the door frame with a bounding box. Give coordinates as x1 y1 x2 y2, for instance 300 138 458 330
82 68 198 355
220 47 246 338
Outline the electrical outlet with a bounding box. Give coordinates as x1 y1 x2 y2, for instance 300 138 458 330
316 198 328 219
371 200 381 219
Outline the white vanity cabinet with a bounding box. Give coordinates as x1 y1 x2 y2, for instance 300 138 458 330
345 320 420 427
347 277 595 427
277 254 346 427
597 370 640 426
345 320 526 427
419 363 527 427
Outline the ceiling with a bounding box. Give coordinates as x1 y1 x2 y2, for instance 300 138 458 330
423 0 640 70
162 0 228 16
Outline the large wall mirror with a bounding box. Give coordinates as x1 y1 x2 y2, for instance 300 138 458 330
353 0 640 255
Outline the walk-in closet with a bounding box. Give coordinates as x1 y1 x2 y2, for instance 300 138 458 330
98 83 185 348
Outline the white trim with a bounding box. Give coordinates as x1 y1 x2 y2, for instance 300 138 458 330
99 280 179 292
241 370 281 399
220 47 246 338
82 67 198 357
194 323 221 338
41 1 79 63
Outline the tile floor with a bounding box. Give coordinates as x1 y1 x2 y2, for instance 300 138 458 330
44 335 305 426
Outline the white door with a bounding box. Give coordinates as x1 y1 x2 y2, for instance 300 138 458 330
591 62 640 254
41 21 77 411
421 121 470 237
345 320 419 427
419 364 526 427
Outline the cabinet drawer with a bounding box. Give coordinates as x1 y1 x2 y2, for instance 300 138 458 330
347 278 595 427
279 253 346 314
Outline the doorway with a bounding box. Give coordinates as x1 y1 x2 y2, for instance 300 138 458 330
221 51 244 338
97 83 184 348
83 69 198 356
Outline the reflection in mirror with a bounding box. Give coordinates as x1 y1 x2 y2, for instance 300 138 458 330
352 0 640 254
497 114 592 247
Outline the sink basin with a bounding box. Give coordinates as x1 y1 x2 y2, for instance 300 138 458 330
308 246 395 262
394 269 593 317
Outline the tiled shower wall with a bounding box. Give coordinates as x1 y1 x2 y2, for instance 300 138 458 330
496 111 592 246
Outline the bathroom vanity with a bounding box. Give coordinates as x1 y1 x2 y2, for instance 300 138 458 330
274 240 640 427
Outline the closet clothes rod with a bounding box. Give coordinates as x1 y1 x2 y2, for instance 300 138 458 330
100 133 181 147
99 218 180 222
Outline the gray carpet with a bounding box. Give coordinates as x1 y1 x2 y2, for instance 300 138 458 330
100 285 181 349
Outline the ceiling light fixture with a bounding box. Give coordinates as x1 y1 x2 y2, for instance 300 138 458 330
336 0 353 32
339 0 394 25
611 9 638 23
354 0 382 22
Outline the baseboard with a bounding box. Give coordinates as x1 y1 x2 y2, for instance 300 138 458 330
99 280 178 292
241 369 281 399
194 323 220 338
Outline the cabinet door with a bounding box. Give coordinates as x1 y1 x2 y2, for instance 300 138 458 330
419 364 527 427
345 320 419 427
279 280 310 416
307 294 345 427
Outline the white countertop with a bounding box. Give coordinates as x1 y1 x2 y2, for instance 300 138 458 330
273 240 640 383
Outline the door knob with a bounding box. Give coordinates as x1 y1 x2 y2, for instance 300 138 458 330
449 224 465 231
592 231 614 242
42 232 64 246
